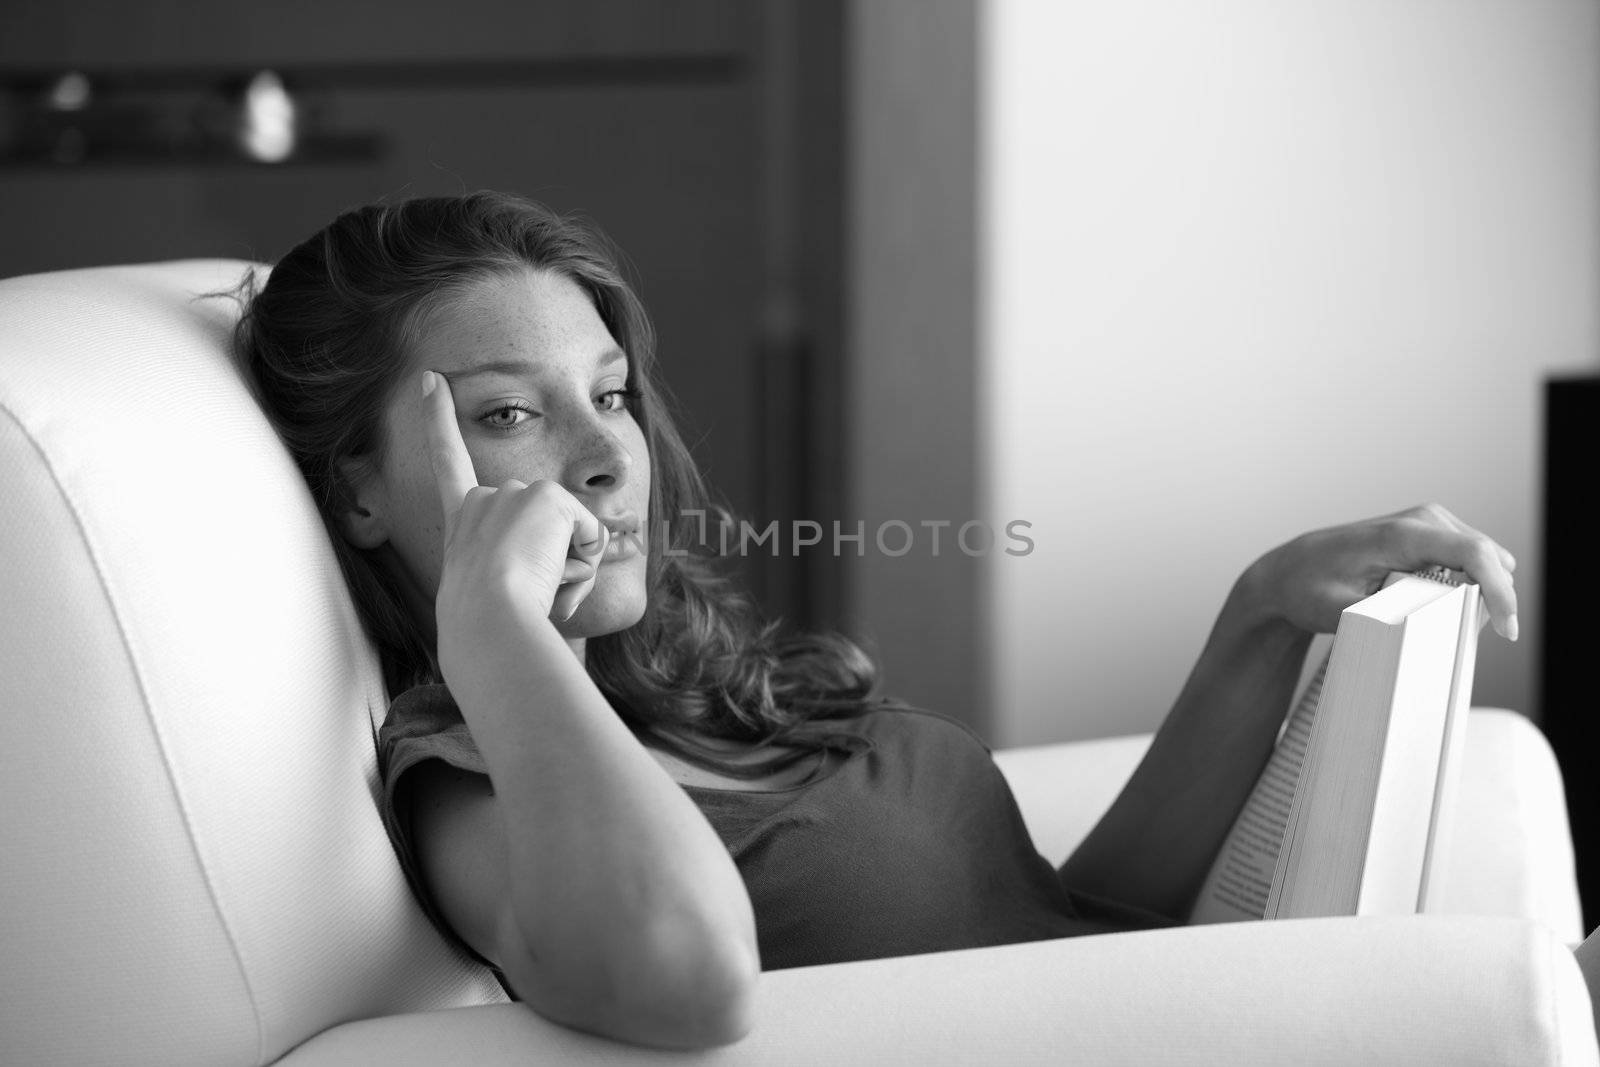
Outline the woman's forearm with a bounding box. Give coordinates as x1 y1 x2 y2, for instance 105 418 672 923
447 602 759 1015
1057 566 1310 921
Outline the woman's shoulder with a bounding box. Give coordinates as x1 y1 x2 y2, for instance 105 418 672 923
838 699 994 755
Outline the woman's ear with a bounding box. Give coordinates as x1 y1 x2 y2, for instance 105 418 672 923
334 455 389 549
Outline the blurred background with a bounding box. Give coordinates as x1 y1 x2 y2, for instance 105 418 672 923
1 0 1595 758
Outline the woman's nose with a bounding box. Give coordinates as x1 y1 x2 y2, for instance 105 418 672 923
565 414 634 490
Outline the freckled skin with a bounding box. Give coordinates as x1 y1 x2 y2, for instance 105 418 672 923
340 268 651 654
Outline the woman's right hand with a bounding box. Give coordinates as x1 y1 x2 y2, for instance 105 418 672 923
420 368 610 669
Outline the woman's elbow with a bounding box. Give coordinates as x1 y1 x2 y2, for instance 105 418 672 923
625 930 760 1049
509 930 760 1050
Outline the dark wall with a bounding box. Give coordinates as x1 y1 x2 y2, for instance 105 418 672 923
0 0 852 648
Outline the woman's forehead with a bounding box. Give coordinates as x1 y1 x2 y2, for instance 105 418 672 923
410 269 619 374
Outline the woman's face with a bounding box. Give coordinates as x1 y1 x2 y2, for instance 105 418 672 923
342 268 651 649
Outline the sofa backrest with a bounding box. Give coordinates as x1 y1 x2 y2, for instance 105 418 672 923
0 261 506 1067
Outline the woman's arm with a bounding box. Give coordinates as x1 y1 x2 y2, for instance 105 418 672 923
411 370 757 1049
413 602 759 1050
1055 566 1307 922
1057 503 1519 923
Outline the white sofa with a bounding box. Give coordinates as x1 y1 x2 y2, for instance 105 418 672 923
1 260 1594 1066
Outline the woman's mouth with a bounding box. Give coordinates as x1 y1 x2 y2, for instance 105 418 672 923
600 530 642 563
597 515 643 563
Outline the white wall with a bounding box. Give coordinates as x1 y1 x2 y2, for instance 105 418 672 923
981 1 1600 747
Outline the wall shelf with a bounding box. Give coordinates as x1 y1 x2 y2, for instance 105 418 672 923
0 133 387 169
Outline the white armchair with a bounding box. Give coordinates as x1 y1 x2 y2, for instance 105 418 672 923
2 260 1594 1066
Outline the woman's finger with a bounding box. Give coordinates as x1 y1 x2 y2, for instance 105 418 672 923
560 556 596 585
1396 517 1518 641
1415 503 1516 574
569 507 606 558
420 370 480 539
555 524 609 623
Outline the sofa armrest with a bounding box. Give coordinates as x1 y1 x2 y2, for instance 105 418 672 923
1435 709 1584 942
277 916 1596 1066
993 708 1586 943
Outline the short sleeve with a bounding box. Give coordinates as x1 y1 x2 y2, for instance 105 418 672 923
379 682 489 786
376 683 505 976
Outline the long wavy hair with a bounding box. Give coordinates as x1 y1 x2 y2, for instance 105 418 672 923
228 191 887 777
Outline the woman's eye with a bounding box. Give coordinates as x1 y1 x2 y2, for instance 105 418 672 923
600 387 644 413
481 403 536 433
479 390 639 434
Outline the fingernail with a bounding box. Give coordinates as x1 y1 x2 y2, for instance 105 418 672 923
1508 614 1519 642
421 370 437 397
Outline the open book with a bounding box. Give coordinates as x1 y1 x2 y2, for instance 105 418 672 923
1189 567 1486 923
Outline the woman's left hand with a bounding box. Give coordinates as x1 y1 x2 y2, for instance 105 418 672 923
1241 503 1518 641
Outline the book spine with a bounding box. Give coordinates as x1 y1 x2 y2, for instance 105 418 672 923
1417 587 1483 911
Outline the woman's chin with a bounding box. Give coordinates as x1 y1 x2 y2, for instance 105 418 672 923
557 592 647 638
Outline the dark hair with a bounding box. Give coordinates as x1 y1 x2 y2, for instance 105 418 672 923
229 191 886 776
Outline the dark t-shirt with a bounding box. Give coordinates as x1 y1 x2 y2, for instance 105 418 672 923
376 684 1174 992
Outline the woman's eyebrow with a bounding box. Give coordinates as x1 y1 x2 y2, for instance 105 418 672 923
445 349 627 383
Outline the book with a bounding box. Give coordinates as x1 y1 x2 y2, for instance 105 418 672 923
1189 567 1485 923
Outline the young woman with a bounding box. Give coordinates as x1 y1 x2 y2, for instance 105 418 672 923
234 191 1591 1051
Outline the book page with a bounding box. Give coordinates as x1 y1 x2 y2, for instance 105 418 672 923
1188 651 1328 923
